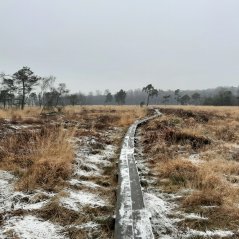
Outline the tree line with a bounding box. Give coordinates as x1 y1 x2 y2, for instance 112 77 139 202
1 66 239 109
0 66 128 110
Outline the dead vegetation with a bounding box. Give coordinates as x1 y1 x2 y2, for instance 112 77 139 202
0 106 147 190
0 105 147 239
159 108 211 123
0 126 74 191
140 106 239 234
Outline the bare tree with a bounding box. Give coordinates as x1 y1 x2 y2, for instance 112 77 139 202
38 76 55 107
55 83 69 106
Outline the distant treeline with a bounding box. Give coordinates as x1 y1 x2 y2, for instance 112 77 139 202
0 66 238 109
65 87 239 106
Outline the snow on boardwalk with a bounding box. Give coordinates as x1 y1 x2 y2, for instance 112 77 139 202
115 109 161 239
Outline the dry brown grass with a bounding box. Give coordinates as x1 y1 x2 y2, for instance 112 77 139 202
0 105 147 192
64 105 147 128
140 106 239 232
183 189 224 206
0 105 147 127
0 107 41 119
159 159 198 186
0 126 74 191
160 105 239 119
178 206 239 233
0 105 148 238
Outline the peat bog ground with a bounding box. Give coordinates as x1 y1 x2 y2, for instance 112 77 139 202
137 106 239 238
0 106 147 239
0 105 239 239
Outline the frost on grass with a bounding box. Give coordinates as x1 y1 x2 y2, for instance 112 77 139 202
188 153 201 164
60 190 107 212
144 192 177 237
186 229 234 238
0 117 121 239
0 170 52 213
183 213 208 220
1 215 65 239
69 178 101 189
74 137 116 178
143 189 235 239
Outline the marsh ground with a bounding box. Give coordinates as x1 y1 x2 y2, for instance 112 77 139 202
1 105 238 239
138 106 239 238
0 106 147 239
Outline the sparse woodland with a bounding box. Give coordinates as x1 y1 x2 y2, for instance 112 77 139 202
1 67 239 110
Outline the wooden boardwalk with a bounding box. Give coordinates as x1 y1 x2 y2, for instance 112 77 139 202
115 110 161 239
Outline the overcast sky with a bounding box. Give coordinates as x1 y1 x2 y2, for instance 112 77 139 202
0 0 239 93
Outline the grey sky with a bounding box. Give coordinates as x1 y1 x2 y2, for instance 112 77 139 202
0 0 239 93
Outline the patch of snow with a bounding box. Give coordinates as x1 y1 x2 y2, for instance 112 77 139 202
18 200 49 210
103 144 116 157
69 179 101 189
201 205 219 209
5 190 53 212
224 143 239 149
74 137 116 178
75 221 100 229
144 192 177 237
140 157 233 239
184 213 208 220
60 190 107 212
0 170 53 213
0 170 15 181
134 209 155 239
88 155 111 166
75 168 102 177
8 124 32 130
80 162 100 171
188 154 201 164
186 229 234 238
1 215 66 239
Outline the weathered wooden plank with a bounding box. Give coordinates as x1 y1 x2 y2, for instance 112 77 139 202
115 110 161 239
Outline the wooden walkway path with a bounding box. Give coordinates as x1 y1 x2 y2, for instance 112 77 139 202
115 110 161 239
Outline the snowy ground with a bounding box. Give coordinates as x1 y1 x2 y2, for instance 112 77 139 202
0 169 62 239
0 126 122 239
1 216 65 239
